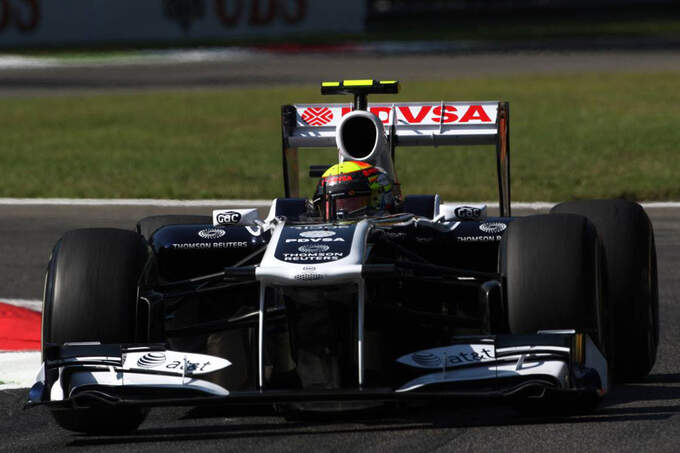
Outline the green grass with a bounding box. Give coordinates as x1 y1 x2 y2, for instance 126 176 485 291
1 72 679 201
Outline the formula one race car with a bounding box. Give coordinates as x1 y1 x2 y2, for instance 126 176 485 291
28 80 658 434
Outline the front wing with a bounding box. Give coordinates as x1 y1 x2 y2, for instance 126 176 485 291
27 332 606 409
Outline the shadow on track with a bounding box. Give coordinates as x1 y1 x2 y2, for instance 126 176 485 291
66 374 680 448
603 373 680 405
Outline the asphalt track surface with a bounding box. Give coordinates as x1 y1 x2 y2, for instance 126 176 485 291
0 203 679 452
1 50 680 95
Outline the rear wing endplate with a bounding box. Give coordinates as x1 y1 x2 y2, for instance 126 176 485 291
281 101 511 216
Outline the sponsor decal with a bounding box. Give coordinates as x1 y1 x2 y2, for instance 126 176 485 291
285 237 344 243
299 104 495 126
479 222 507 234
294 273 323 280
164 359 214 373
446 349 493 365
454 206 482 219
133 356 217 373
398 344 495 369
283 252 344 262
172 242 248 249
198 228 226 239
457 235 502 242
302 107 334 126
125 350 231 375
412 352 442 367
299 230 336 238
411 349 495 367
276 224 353 263
213 208 259 227
136 352 166 369
298 244 330 253
290 225 351 230
325 174 353 185
382 104 492 124
215 211 242 224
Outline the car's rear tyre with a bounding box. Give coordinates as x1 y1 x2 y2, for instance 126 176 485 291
136 215 212 242
43 228 149 434
551 199 658 381
500 214 606 414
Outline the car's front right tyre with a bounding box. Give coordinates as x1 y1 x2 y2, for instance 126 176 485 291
42 228 149 434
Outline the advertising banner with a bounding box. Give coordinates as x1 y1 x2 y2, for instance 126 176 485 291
0 0 365 47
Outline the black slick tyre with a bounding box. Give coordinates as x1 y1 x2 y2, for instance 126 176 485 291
500 214 606 414
42 228 149 434
136 215 212 242
501 214 605 344
551 199 658 381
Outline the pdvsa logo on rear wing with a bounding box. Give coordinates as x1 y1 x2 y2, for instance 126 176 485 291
287 101 501 148
298 103 497 127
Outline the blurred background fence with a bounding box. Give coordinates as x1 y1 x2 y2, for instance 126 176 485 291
368 0 675 15
0 0 677 49
0 0 366 48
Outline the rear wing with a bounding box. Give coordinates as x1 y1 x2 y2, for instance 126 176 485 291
280 100 511 216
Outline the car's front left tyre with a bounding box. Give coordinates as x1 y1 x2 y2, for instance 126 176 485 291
500 214 608 414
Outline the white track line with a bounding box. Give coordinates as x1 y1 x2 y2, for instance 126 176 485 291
0 198 272 207
0 48 258 71
0 198 678 208
1 299 41 312
498 201 680 210
0 352 41 390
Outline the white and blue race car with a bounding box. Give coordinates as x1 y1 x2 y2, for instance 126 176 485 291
28 80 657 433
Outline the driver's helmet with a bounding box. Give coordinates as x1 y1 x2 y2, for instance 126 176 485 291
313 161 395 220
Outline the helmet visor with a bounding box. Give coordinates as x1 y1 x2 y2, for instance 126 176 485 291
335 195 371 215
323 194 371 219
